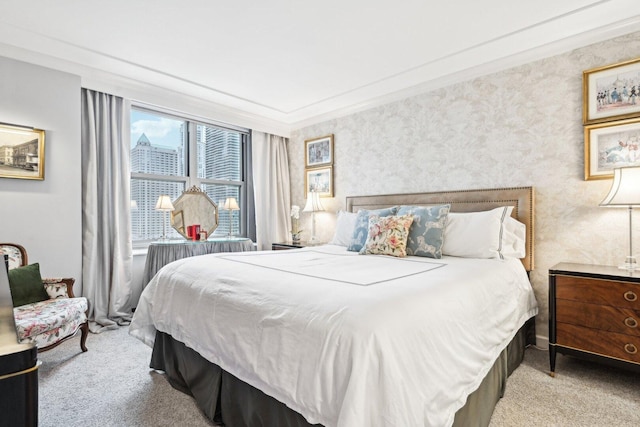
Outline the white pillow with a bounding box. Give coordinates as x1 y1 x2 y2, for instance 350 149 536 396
502 216 526 258
442 206 526 259
329 210 358 246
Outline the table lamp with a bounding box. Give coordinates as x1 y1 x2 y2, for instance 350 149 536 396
600 166 640 270
155 195 174 241
222 197 240 237
303 190 324 243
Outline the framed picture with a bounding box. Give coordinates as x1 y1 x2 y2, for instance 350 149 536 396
584 117 640 180
0 123 45 180
583 57 640 125
305 166 333 197
305 134 333 167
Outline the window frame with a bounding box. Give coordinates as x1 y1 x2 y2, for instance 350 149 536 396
131 104 249 248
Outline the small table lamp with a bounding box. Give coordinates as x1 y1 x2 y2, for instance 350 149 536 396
155 195 174 241
600 166 640 270
303 190 325 243
222 197 240 237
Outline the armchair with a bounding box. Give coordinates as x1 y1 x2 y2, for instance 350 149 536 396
1 243 88 353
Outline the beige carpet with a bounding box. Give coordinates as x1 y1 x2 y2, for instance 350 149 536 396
38 326 640 426
490 346 640 426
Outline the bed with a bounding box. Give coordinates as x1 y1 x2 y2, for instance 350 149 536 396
130 186 537 427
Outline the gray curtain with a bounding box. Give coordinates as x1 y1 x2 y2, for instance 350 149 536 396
244 134 257 242
251 131 291 250
81 88 133 333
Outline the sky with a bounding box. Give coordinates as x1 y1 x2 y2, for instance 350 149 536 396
130 109 184 149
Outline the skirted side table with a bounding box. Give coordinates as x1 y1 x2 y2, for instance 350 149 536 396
143 237 255 287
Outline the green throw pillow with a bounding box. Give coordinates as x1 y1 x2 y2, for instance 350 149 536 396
8 263 49 307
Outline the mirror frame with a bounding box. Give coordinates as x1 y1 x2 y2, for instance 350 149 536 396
170 186 219 239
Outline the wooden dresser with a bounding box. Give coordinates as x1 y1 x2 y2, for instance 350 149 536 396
549 262 640 376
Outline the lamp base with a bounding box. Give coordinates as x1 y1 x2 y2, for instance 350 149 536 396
619 256 638 271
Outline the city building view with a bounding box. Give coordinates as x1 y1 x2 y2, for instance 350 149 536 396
130 110 243 241
0 136 41 178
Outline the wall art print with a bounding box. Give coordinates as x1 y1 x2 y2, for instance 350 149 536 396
305 165 333 198
305 134 333 167
0 123 45 180
583 57 640 125
584 117 640 180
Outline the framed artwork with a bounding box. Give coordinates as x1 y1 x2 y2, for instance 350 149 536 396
305 166 333 197
305 134 333 167
584 117 640 180
583 57 640 125
0 123 45 180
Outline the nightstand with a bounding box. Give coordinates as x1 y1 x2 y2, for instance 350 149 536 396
271 241 325 250
549 262 640 377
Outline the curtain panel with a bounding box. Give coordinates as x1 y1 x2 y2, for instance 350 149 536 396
81 89 133 333
251 132 291 250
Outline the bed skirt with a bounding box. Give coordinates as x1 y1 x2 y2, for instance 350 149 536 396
150 317 535 427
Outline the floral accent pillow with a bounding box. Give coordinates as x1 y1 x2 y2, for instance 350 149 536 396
43 281 70 299
347 207 398 252
360 214 414 257
397 204 451 259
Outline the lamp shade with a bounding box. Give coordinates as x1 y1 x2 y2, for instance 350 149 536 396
223 197 240 210
600 167 640 207
155 195 175 211
303 191 325 213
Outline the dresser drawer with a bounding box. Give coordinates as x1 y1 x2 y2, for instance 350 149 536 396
556 300 640 336
555 275 640 309
556 323 640 364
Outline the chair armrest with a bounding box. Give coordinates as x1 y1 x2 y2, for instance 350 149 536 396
42 277 76 298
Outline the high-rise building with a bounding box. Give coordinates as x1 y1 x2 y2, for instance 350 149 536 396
130 133 183 240
198 126 242 235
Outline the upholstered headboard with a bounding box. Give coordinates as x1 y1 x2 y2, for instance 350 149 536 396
345 187 535 271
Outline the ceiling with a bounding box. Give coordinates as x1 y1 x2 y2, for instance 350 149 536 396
1 1 640 131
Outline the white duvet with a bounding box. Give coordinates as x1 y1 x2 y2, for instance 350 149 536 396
130 244 538 427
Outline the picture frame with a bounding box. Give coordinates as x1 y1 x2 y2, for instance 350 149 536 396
0 123 45 180
584 117 640 180
583 57 640 125
305 134 333 167
305 166 333 197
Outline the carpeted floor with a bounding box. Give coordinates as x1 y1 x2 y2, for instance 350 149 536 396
490 346 640 426
38 326 640 426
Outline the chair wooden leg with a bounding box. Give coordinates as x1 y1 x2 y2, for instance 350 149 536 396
79 321 89 352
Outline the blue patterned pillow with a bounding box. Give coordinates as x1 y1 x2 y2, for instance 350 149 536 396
397 204 450 258
346 207 398 252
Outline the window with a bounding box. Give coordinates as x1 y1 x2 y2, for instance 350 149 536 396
130 107 248 245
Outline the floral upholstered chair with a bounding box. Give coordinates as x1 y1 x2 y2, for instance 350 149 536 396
1 243 88 353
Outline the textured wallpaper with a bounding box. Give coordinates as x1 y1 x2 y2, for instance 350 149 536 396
288 31 640 343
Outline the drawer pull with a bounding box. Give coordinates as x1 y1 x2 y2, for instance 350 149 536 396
624 343 638 355
624 291 638 302
625 317 639 328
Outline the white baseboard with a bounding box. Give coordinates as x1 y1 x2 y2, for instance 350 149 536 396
534 334 549 350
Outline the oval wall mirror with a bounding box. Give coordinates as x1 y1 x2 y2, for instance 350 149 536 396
170 186 219 239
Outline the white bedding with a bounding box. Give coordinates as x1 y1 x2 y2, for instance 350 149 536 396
130 244 538 427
